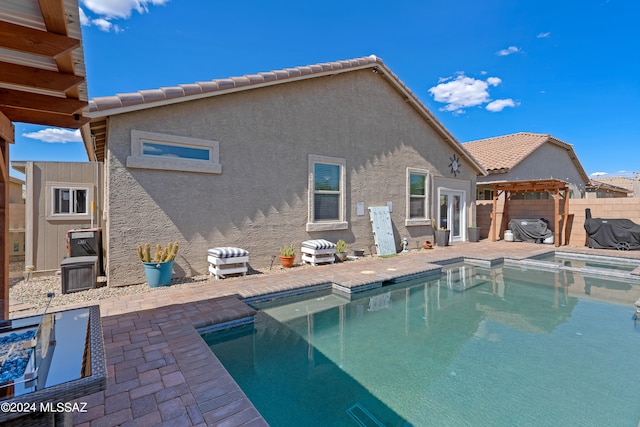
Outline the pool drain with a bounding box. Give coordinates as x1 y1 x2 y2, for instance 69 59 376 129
346 403 385 427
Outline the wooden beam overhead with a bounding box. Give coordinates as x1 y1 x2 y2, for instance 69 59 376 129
0 20 80 58
0 106 89 129
38 0 69 35
0 61 85 93
0 87 86 115
0 112 14 144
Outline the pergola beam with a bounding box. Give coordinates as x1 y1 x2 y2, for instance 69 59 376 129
0 61 85 93
0 106 89 128
0 87 86 115
0 111 10 321
0 21 80 59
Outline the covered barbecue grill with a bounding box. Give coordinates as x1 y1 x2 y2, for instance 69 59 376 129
508 218 554 243
584 217 640 250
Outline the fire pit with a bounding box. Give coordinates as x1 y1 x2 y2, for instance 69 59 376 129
0 306 106 426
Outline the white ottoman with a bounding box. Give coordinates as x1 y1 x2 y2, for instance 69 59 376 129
301 239 336 266
207 247 249 280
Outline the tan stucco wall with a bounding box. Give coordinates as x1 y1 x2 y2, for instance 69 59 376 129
25 162 104 273
478 143 588 193
104 69 477 286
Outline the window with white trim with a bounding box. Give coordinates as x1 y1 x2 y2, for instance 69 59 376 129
46 182 93 221
405 168 431 226
127 130 221 174
307 155 348 231
54 187 87 215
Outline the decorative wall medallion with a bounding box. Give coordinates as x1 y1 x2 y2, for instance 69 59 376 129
449 154 461 177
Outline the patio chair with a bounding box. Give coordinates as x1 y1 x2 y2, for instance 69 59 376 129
207 247 249 280
301 239 336 266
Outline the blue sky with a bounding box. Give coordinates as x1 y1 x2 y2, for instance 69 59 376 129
10 0 639 180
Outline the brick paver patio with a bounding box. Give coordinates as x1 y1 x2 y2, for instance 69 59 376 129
9 241 640 426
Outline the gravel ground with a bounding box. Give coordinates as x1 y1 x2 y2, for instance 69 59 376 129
8 256 361 313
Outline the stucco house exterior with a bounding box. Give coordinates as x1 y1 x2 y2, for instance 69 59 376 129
83 55 486 286
588 175 639 198
463 132 590 200
11 161 104 274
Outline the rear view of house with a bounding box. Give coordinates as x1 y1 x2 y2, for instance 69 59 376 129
84 55 485 286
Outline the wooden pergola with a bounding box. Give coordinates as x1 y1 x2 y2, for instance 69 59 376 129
0 0 88 322
489 179 573 247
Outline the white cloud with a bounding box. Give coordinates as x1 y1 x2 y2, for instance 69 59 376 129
79 0 168 32
22 128 82 144
537 32 551 38
486 99 518 112
79 7 90 26
81 0 169 19
429 74 513 114
496 46 521 56
92 18 120 32
590 172 608 177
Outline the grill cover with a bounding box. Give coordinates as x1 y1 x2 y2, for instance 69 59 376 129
584 218 640 250
508 218 553 243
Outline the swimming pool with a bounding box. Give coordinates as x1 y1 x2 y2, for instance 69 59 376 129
533 252 640 272
203 263 640 426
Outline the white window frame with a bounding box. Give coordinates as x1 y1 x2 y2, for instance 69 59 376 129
405 168 431 226
126 130 222 174
307 154 348 231
46 182 92 221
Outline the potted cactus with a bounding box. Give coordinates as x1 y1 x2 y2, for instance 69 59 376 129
279 244 295 268
136 241 179 287
335 239 348 261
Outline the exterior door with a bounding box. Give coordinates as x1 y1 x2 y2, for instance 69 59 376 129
438 189 465 243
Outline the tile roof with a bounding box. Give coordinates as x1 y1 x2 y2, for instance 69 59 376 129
88 56 384 114
463 132 556 171
84 55 486 175
590 176 634 192
463 132 590 183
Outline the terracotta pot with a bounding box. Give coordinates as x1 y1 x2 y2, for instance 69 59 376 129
423 240 433 250
279 255 295 268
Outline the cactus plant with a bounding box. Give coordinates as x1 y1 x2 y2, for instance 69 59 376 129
336 239 348 254
136 241 179 263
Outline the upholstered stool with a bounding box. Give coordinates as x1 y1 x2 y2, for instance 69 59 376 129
207 247 249 280
301 239 336 266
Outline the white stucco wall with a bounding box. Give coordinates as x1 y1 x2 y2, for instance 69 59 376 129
104 69 477 285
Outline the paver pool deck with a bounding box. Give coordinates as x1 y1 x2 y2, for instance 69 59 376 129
10 241 640 426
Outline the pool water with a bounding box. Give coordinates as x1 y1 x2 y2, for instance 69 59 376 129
535 253 640 272
203 264 640 426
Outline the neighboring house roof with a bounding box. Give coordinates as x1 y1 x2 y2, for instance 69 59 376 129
463 132 590 184
82 55 486 175
587 179 631 195
590 176 634 193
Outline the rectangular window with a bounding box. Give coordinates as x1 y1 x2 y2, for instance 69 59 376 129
142 141 211 161
314 163 340 220
127 130 221 174
405 168 431 226
53 187 88 215
307 155 348 231
409 173 426 218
